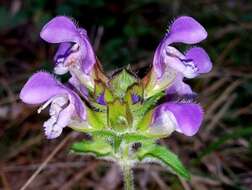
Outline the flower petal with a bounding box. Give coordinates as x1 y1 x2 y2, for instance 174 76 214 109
68 90 86 120
80 38 97 74
56 104 75 127
185 47 212 74
167 16 207 44
68 76 88 99
43 117 63 139
153 42 165 78
20 72 66 104
154 102 203 136
77 28 96 74
54 42 72 63
40 16 79 43
166 76 193 95
150 110 177 136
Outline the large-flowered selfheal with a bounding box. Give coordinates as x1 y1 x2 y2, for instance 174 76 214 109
40 16 96 90
152 16 212 95
150 102 203 136
20 72 86 139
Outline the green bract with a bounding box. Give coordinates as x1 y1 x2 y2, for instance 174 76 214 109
70 69 190 182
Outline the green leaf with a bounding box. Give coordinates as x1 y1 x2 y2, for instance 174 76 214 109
110 69 137 98
137 144 190 180
71 139 113 157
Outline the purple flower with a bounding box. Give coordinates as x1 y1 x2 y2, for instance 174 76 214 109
150 102 203 136
40 16 97 92
40 16 96 75
153 16 212 95
20 72 86 139
20 15 210 141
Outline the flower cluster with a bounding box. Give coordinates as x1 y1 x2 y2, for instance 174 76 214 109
20 16 212 140
20 16 212 186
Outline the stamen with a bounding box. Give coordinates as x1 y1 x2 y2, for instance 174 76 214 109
38 97 54 113
38 96 68 114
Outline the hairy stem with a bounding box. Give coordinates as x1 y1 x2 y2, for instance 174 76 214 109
122 164 134 190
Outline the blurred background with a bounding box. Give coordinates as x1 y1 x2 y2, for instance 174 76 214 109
0 0 252 189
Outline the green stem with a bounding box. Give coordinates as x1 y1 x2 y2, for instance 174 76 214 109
122 164 134 190
114 135 122 153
